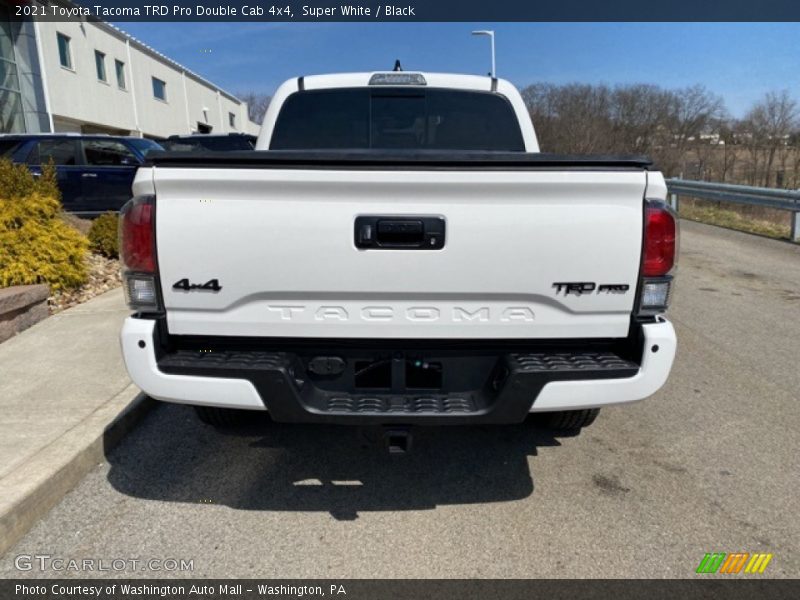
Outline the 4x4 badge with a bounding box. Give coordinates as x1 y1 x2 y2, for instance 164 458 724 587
173 278 222 292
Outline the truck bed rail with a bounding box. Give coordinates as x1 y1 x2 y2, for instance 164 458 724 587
145 150 653 170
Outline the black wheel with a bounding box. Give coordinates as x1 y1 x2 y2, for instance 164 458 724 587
193 405 247 427
536 408 600 430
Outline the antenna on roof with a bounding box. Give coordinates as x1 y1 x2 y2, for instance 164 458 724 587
393 60 403 72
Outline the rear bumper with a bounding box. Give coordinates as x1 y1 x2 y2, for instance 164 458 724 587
120 317 676 423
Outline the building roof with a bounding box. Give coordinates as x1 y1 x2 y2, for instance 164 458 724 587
61 1 244 105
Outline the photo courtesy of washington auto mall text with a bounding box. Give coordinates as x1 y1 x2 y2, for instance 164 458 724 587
0 0 799 598
14 583 348 598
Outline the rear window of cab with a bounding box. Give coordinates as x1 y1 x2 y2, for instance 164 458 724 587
270 88 525 152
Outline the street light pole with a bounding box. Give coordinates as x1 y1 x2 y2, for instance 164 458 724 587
471 30 496 77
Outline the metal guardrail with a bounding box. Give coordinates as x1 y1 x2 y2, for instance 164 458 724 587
665 178 800 242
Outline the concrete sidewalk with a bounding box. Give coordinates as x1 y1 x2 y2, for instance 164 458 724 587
0 288 150 555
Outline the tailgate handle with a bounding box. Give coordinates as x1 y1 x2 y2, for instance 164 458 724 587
377 219 423 246
355 216 445 250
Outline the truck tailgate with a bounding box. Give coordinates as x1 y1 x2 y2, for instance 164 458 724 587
150 160 647 339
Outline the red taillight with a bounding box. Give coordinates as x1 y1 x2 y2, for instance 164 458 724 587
643 203 677 277
120 197 155 273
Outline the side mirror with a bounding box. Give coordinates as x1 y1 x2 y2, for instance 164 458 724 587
120 157 140 167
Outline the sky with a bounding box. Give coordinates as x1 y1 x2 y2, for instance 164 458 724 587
114 22 800 117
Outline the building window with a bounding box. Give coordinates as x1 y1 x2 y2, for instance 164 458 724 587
94 50 106 81
115 60 126 89
57 32 72 69
229 112 236 128
152 77 166 101
1 7 24 132
0 93 24 133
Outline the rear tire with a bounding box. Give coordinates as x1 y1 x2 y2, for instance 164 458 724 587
193 405 247 428
536 408 600 430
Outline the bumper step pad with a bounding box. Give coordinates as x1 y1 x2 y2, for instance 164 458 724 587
158 350 286 371
326 395 475 414
510 352 637 374
158 348 638 424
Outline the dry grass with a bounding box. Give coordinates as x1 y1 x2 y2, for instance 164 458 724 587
678 198 793 241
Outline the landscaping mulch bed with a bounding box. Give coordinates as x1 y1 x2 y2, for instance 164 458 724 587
48 253 122 314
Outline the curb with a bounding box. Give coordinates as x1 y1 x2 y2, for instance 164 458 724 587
0 386 154 557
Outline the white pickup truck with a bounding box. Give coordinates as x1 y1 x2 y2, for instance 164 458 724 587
119 71 677 450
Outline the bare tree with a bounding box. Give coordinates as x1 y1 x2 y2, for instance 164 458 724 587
524 83 624 154
521 82 723 177
611 84 672 156
790 130 800 188
237 91 272 125
740 91 798 186
716 121 739 182
663 85 724 176
521 81 800 186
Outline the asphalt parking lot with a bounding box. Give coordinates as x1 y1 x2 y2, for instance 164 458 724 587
2 221 798 579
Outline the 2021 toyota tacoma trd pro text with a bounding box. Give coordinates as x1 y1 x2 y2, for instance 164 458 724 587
119 71 678 447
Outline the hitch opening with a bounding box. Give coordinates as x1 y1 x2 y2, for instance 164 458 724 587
384 427 412 455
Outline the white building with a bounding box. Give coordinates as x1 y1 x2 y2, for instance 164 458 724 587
1 1 260 137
